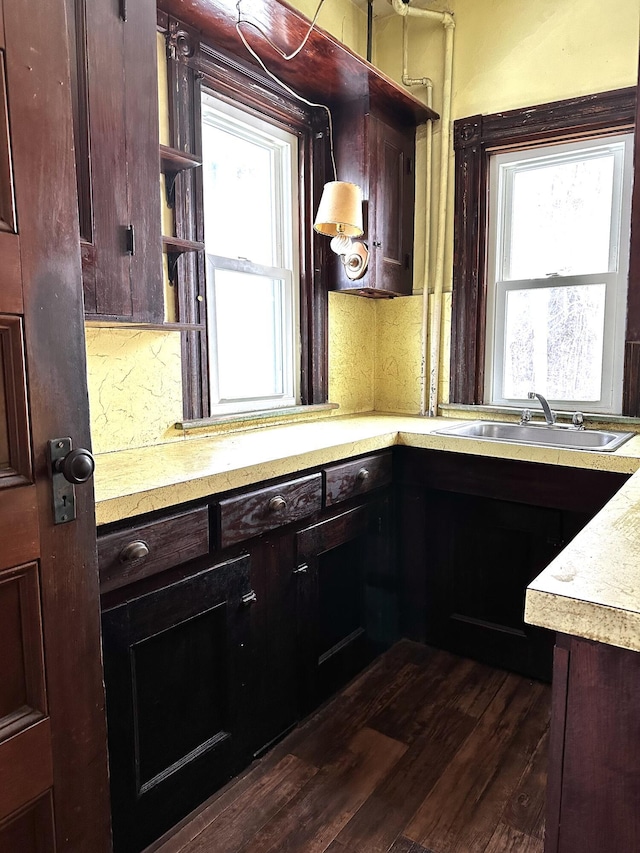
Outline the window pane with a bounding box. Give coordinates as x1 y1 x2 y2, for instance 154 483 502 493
202 122 277 267
502 284 606 401
507 154 616 280
213 270 286 401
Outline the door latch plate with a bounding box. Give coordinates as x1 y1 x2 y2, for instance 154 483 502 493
49 438 76 524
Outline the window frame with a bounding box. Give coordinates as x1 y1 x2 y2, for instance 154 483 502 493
450 87 637 412
485 133 634 413
158 14 330 421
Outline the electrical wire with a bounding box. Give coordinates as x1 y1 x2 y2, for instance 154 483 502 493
235 0 337 181
236 0 327 61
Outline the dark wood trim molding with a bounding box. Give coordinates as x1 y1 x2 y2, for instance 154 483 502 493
624 53 640 414
158 14 330 418
450 86 637 406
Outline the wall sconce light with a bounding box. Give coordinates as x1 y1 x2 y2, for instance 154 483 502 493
314 181 370 281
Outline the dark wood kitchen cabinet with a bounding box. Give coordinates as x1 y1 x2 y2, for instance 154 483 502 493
98 451 396 852
101 555 258 853
546 635 640 853
65 0 163 322
396 448 629 681
332 105 416 297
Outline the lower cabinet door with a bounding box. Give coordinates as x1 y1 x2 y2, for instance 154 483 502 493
102 555 256 853
295 505 381 712
425 491 558 680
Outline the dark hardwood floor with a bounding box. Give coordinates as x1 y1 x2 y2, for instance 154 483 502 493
147 642 550 853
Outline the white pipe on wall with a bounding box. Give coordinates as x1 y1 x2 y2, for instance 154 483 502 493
390 0 455 417
400 14 434 415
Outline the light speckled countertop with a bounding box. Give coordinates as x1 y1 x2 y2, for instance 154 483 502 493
93 412 640 652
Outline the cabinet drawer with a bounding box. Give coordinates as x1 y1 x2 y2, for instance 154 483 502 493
218 473 322 548
98 506 210 593
324 451 392 507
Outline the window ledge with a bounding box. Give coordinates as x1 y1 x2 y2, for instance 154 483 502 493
439 403 640 430
176 403 339 437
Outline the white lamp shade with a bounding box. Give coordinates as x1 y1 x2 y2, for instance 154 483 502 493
313 181 364 238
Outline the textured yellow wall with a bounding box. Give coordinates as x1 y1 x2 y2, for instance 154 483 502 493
292 0 367 56
328 292 376 413
373 0 640 411
86 329 183 454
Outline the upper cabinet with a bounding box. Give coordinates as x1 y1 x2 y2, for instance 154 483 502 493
158 0 437 299
66 0 163 323
333 105 416 297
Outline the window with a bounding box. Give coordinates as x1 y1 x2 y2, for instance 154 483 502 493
485 134 634 413
157 23 329 422
450 87 637 412
201 94 300 415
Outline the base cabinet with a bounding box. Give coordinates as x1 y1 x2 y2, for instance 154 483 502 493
546 635 640 853
99 452 395 852
101 556 257 853
396 448 628 681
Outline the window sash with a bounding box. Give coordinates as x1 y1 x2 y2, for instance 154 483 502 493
488 273 624 411
496 138 629 281
206 256 298 415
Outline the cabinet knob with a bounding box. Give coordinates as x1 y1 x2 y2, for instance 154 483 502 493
119 541 150 563
356 468 370 483
268 495 287 512
241 590 257 606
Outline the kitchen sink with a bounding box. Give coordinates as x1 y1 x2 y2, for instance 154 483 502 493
433 420 635 452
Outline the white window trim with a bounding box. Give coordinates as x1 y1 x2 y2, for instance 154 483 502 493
485 133 634 414
201 92 300 416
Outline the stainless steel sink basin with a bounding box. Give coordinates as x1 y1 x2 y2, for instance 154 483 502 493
433 420 634 452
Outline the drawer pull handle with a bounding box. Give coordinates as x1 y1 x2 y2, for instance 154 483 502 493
241 590 257 606
293 563 308 575
119 540 150 563
356 468 370 483
268 495 287 512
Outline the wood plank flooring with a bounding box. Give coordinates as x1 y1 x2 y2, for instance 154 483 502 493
148 642 550 853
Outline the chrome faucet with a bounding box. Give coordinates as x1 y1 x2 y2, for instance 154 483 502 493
527 391 556 426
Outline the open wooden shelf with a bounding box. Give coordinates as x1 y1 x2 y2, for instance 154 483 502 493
160 145 203 208
162 235 205 287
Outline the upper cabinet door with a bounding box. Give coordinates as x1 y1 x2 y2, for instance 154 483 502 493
371 115 415 297
66 0 164 323
331 103 416 298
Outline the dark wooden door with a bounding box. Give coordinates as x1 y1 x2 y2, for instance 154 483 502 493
0 1 110 850
102 556 257 853
371 114 414 296
295 504 383 712
66 0 163 322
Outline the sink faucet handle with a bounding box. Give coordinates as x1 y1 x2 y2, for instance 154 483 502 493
520 408 532 424
572 411 585 429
